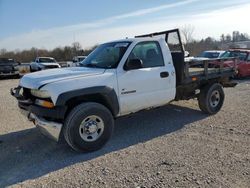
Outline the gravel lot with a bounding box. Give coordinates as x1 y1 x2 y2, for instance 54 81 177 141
0 78 249 188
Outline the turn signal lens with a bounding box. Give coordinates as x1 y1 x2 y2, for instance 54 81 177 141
192 77 197 81
35 99 54 108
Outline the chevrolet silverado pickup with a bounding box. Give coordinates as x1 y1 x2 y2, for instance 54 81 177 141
30 57 61 72
11 29 237 152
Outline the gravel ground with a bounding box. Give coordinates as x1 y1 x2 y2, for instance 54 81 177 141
0 78 249 188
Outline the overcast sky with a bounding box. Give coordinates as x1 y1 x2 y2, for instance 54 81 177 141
1 0 250 50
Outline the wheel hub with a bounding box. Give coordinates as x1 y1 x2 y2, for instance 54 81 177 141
79 115 104 142
210 90 220 107
85 121 98 134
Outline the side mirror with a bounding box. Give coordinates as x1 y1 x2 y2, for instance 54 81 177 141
124 58 143 70
17 61 21 65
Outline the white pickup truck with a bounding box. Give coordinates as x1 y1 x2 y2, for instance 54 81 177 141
30 57 61 72
11 29 237 152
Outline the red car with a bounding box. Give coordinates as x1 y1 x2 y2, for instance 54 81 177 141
210 49 250 78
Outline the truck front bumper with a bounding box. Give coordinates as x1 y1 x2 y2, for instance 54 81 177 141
20 108 63 142
11 86 65 142
0 71 19 76
29 113 63 142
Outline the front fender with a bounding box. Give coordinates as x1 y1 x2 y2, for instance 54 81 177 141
56 86 119 116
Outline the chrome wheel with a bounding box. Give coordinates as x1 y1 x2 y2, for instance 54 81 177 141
79 115 104 142
209 90 220 107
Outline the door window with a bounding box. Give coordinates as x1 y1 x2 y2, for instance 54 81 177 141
128 41 164 68
247 54 250 62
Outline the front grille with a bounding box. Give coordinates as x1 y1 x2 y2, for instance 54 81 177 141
0 66 13 72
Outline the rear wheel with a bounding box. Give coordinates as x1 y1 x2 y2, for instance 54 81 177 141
198 83 225 114
63 102 114 152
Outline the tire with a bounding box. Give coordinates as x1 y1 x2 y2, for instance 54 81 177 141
63 102 114 152
30 66 34 72
198 83 225 115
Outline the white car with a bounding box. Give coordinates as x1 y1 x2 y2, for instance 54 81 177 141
30 57 61 72
11 29 236 152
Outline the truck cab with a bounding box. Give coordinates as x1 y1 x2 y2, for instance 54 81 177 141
11 29 237 152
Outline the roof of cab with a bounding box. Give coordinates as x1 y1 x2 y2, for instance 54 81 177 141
37 57 55 59
229 48 250 53
106 37 165 44
203 50 225 53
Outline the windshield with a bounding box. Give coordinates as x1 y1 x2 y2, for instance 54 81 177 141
38 58 56 63
198 52 220 58
220 51 248 61
80 42 131 69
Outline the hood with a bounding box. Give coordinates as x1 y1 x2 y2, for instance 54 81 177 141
39 62 60 66
192 57 209 61
20 67 105 89
185 57 209 62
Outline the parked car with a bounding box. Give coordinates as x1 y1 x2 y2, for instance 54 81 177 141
211 49 250 78
67 56 87 67
30 57 61 72
11 29 237 152
197 50 225 59
185 50 225 63
0 58 20 78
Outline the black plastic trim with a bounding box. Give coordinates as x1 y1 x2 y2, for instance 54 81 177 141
56 86 119 116
18 102 67 120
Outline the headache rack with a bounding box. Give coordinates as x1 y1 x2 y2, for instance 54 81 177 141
135 28 237 86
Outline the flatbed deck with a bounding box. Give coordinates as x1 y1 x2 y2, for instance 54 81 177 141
188 67 233 76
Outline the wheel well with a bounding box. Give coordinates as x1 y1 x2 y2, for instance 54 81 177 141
175 79 223 100
65 93 116 118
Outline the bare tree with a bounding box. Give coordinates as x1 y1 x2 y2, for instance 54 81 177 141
72 42 82 56
0 48 7 55
181 25 195 44
225 34 232 42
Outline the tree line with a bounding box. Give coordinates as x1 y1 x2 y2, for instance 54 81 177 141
0 42 97 63
0 29 249 63
181 25 250 56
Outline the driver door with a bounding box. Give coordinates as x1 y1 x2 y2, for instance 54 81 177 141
117 41 175 115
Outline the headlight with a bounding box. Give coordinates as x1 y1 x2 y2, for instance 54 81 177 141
30 89 50 98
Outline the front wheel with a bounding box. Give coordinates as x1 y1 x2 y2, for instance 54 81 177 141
198 83 225 114
30 66 35 72
63 102 114 152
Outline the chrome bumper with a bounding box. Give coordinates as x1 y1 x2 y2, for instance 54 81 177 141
0 71 19 76
20 109 62 142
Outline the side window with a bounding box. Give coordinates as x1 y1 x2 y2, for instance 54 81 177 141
247 54 250 62
128 41 164 68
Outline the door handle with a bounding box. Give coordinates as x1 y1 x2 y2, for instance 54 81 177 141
160 71 169 78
